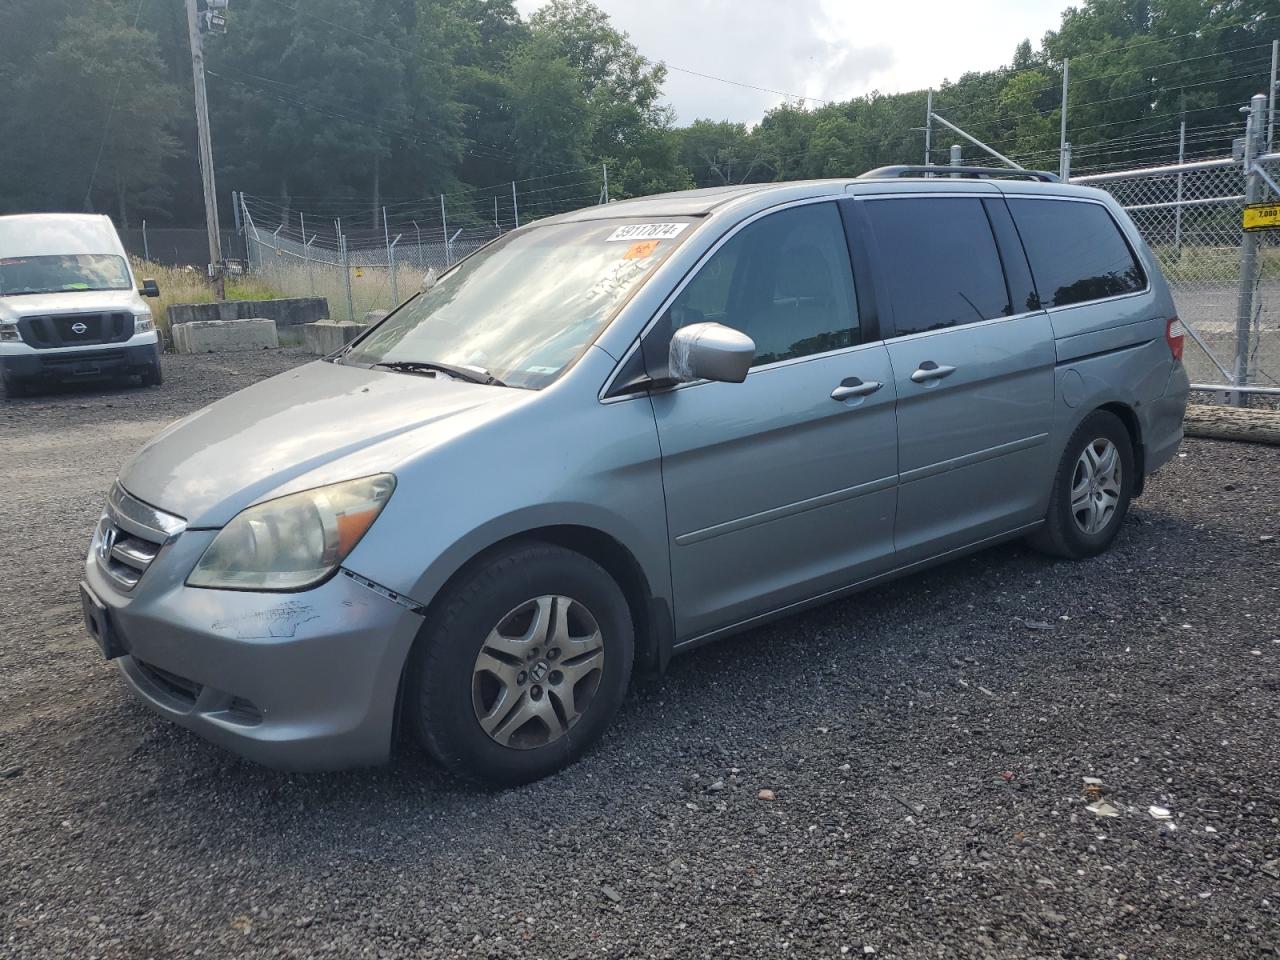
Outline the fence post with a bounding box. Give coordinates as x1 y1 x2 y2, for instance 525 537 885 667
512 181 520 229
142 219 150 262
1174 117 1186 260
338 217 355 322
1232 94 1267 406
440 194 450 266
949 144 961 176
1269 38 1278 151
389 234 401 305
383 205 394 302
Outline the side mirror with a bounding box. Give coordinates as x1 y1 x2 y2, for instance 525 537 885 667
669 322 755 384
140 278 160 298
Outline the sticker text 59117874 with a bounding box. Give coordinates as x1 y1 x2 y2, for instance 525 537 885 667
605 223 689 243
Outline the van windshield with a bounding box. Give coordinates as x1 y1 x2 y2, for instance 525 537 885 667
341 218 696 389
0 254 132 296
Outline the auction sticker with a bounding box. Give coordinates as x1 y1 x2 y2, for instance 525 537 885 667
606 222 689 242
622 240 662 260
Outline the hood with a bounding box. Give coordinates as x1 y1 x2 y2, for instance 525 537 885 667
119 360 530 527
0 288 144 321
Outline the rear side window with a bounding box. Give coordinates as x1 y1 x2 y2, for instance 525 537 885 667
1008 198 1145 308
864 197 1011 337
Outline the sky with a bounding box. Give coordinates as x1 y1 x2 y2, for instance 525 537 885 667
516 0 1070 124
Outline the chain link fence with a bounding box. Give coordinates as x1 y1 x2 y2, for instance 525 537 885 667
1074 152 1280 394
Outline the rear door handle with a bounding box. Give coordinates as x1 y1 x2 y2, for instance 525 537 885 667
831 377 883 401
909 361 957 384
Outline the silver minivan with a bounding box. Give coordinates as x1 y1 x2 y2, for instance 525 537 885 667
81 170 1189 784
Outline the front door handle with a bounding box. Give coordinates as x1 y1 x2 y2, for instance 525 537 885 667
909 361 957 384
831 377 883 401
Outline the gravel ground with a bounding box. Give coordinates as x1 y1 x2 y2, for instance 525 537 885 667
1 351 1279 960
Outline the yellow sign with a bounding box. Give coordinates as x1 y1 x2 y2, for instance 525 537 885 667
355 266 365 278
1243 202 1280 232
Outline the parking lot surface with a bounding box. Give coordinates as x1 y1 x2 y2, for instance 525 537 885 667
1 352 1278 959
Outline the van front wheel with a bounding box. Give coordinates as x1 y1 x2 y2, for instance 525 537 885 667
1030 410 1135 559
407 542 634 785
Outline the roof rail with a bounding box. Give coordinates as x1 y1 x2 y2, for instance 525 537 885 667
859 165 1061 183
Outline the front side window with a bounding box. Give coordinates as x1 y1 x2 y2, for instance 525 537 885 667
865 197 1011 337
1007 198 1146 308
342 218 695 389
661 202 859 367
0 254 131 296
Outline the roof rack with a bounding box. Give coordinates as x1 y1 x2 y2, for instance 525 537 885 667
859 165 1061 183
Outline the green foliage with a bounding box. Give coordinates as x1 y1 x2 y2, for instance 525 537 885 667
0 0 1275 225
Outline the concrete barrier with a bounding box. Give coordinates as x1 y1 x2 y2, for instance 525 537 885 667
167 297 328 328
303 321 365 356
172 318 279 354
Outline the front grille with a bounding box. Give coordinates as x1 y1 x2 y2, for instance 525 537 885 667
94 483 186 593
18 312 133 349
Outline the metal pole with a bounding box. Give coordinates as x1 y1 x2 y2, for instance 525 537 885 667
1174 115 1186 259
1232 94 1267 406
602 163 609 203
1269 39 1278 151
412 220 421 269
382 205 393 299
494 197 499 233
924 89 933 165
142 219 150 262
389 234 401 305
440 194 450 266
929 112 1024 169
512 181 520 229
1059 59 1070 180
300 211 311 295
338 217 354 323
184 0 224 298
949 144 961 177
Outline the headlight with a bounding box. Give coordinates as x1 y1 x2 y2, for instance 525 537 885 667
0 323 20 342
187 474 395 591
134 312 154 334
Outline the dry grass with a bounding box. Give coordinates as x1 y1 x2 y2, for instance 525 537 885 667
129 259 284 341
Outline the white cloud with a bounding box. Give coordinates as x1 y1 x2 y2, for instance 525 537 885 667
516 0 1068 124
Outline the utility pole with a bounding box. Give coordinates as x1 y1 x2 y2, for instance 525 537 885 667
185 0 224 298
924 89 933 165
1059 58 1070 180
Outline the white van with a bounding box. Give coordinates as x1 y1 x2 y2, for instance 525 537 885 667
0 213 163 397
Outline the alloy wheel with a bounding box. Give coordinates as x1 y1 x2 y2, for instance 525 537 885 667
1070 437 1123 536
471 595 605 749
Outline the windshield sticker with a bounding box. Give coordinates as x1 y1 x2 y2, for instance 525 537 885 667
605 223 688 243
622 240 661 260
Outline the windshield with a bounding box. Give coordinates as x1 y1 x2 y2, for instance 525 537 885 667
342 218 696 389
0 253 132 296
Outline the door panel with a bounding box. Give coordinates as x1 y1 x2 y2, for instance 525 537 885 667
652 345 898 639
859 194 1056 560
886 317 1056 560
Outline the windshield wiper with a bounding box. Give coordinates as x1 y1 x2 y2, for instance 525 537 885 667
372 359 505 387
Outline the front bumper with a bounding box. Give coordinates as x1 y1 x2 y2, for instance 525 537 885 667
1 338 159 382
83 526 424 771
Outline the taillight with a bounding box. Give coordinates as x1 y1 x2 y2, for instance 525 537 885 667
1166 317 1184 363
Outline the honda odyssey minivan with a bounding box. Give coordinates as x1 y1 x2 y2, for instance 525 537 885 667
81 168 1189 784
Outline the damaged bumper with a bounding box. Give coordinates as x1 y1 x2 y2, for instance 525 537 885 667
83 528 423 770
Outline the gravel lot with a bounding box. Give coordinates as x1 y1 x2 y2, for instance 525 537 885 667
1 351 1278 959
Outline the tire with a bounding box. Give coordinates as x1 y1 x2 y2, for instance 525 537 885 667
1029 410 1135 559
141 359 163 387
407 541 634 785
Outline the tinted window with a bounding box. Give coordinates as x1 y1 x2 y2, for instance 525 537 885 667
666 202 858 366
1008 198 1145 308
865 197 1011 337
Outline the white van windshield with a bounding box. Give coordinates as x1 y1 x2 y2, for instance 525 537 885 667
0 254 132 296
341 218 696 389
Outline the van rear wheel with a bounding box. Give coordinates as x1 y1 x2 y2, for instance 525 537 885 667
1030 410 1134 559
407 542 634 785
